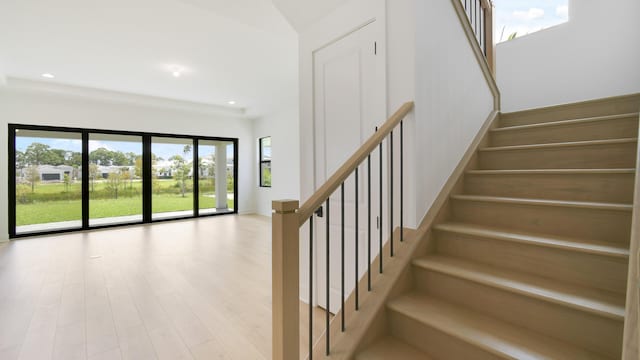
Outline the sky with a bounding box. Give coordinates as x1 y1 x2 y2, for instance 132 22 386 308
493 0 568 43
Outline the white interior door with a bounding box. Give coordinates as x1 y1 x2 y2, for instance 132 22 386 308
313 21 385 313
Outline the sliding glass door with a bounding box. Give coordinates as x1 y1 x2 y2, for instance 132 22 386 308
151 137 195 220
198 140 235 215
9 124 238 238
89 134 143 226
13 129 83 235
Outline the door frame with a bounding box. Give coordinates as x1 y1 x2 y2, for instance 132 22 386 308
298 0 387 307
309 18 388 311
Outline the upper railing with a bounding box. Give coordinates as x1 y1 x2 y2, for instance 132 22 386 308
272 102 414 359
460 0 495 73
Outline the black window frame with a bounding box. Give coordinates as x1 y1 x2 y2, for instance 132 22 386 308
8 123 239 239
259 136 271 188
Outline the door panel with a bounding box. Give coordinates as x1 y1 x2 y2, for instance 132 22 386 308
313 21 385 313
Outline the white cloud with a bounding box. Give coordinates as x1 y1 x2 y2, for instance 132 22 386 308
512 7 545 21
556 5 568 20
88 140 114 152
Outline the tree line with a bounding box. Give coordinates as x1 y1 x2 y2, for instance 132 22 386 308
16 142 143 168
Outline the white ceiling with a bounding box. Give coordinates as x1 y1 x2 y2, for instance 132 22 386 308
0 0 299 117
272 0 351 32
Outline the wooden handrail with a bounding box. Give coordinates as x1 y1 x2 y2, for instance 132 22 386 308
297 101 414 224
451 0 499 109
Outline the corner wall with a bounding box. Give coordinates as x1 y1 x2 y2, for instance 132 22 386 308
497 0 640 112
252 104 301 217
0 81 256 241
414 0 495 221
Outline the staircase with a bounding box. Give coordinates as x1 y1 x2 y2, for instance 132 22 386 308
355 101 639 359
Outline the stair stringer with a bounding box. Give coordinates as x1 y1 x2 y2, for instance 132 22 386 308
622 108 640 359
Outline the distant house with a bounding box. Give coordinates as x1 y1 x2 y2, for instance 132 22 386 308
97 165 135 179
37 165 73 181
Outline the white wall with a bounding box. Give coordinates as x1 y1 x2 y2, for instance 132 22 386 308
0 80 257 241
253 103 301 217
497 0 640 112
414 0 495 220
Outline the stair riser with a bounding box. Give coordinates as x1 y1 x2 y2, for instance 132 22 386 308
499 95 640 127
434 230 628 293
413 270 623 358
478 142 637 170
491 117 638 146
389 311 502 360
451 199 631 244
464 172 635 203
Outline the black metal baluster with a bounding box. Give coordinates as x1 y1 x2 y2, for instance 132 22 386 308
390 131 394 258
325 199 330 356
475 0 479 37
367 155 372 291
341 183 345 332
355 168 359 310
400 121 404 242
481 7 485 55
309 216 313 360
470 0 474 33
379 140 383 274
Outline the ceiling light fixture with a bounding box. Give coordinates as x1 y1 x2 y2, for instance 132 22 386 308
168 65 184 78
228 100 236 105
41 73 55 79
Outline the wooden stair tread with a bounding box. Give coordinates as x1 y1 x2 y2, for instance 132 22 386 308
466 168 636 175
493 112 639 131
355 336 433 360
479 137 637 152
413 255 625 320
451 194 633 211
388 294 611 360
434 222 630 258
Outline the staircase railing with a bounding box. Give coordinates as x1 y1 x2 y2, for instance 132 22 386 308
272 101 414 359
459 0 495 73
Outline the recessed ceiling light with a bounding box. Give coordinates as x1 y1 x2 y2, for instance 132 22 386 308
41 73 55 79
228 100 236 105
167 65 185 78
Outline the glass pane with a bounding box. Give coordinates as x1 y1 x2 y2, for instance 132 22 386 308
15 129 83 234
261 162 272 187
152 137 194 219
198 140 235 214
89 134 143 226
260 137 271 161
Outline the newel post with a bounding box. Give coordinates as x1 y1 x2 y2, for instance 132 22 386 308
272 200 300 360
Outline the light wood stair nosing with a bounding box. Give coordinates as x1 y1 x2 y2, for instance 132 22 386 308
412 256 626 321
388 294 610 360
465 168 636 175
479 137 638 152
492 112 640 132
451 194 633 211
433 222 630 258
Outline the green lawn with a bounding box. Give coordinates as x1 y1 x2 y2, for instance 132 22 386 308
16 180 234 226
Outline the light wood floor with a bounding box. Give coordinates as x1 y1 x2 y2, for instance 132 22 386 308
0 215 323 360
